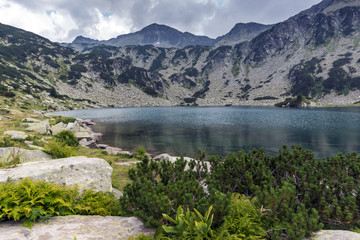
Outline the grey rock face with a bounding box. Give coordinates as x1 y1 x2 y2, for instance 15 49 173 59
0 156 113 192
4 131 28 140
26 120 50 135
0 148 52 163
307 230 360 240
0 215 154 240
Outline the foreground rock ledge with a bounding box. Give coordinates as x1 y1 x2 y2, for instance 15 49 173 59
0 156 112 192
308 230 360 240
0 215 154 240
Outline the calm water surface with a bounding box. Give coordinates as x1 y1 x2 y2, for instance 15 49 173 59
53 106 360 158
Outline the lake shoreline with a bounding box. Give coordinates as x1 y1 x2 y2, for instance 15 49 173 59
52 106 360 159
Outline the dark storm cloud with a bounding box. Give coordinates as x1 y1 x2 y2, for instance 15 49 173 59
0 0 322 42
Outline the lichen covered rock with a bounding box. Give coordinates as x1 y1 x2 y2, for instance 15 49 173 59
0 156 112 192
0 215 154 240
0 148 52 163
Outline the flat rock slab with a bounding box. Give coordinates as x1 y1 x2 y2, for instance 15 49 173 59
0 215 154 240
0 156 112 192
309 230 360 240
0 148 52 163
4 131 28 140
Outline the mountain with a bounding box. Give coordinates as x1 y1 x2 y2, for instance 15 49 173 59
1 0 360 111
73 23 216 48
215 22 273 46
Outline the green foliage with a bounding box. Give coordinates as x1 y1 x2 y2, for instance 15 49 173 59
43 56 60 69
120 154 231 227
162 205 214 240
253 96 278 101
43 141 77 158
126 234 153 240
275 95 309 108
149 48 166 72
216 194 267 240
0 178 120 227
54 116 76 125
192 81 210 99
207 146 360 239
54 130 79 147
70 64 87 73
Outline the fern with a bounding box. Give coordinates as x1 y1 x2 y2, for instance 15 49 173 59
0 178 121 227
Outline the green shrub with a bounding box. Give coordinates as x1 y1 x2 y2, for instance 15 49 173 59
120 154 231 227
43 141 77 158
207 146 360 239
54 116 76 125
55 130 79 147
0 178 120 228
216 194 267 240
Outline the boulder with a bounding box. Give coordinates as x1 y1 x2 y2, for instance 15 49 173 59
0 215 154 240
0 148 52 163
26 120 50 135
153 153 210 171
0 156 113 192
49 122 67 135
74 131 92 140
79 139 97 148
97 144 108 149
307 230 360 240
4 131 29 140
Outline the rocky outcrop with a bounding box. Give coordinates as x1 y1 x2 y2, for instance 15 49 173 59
0 156 113 192
4 131 28 140
0 215 154 240
26 120 50 135
0 148 52 163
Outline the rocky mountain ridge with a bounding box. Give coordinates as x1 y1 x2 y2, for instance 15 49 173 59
0 0 360 110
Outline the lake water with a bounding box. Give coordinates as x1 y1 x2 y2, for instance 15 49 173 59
53 106 360 159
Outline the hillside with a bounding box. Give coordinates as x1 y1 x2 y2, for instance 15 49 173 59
0 0 360 110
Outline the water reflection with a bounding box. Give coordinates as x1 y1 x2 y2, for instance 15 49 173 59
53 107 360 158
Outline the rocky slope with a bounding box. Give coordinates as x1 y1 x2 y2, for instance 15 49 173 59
0 0 360 110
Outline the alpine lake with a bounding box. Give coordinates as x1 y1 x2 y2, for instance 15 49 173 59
53 106 360 159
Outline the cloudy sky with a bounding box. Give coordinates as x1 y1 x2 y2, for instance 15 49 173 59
0 0 322 43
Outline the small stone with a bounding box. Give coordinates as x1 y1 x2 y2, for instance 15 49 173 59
97 144 108 149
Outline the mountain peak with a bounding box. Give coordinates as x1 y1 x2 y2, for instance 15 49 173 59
72 35 98 44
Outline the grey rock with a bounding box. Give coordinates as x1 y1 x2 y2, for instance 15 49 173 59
26 120 50 135
308 230 360 240
112 188 123 199
116 161 140 166
22 118 40 123
49 122 67 135
0 156 113 192
0 148 52 163
97 144 108 149
79 139 97 148
0 215 154 240
74 131 92 140
4 131 29 140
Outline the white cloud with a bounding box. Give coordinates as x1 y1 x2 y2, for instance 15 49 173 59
0 0 323 43
84 8 133 41
0 0 77 42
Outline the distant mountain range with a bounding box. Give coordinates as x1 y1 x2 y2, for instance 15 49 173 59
0 0 360 111
69 22 272 49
